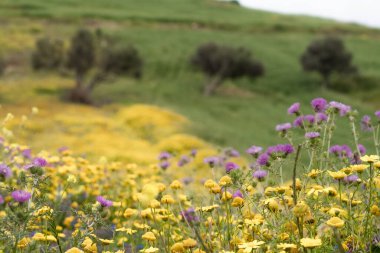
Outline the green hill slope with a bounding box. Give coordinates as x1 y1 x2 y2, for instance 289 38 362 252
1 0 380 152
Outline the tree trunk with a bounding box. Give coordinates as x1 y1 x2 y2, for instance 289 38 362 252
203 75 223 96
322 74 331 89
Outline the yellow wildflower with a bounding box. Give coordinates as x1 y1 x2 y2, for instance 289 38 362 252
300 238 322 248
65 248 84 253
170 180 183 190
219 175 232 186
231 197 244 207
326 217 345 228
142 232 156 242
361 155 379 163
327 170 346 180
183 238 197 248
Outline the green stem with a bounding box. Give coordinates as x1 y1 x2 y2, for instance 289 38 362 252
364 163 374 251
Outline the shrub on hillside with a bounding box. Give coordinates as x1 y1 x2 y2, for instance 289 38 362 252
31 37 65 70
300 36 358 88
101 46 143 78
190 42 264 96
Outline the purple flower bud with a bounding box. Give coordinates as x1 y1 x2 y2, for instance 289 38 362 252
159 160 170 170
225 162 239 173
204 156 219 167
329 145 342 155
253 169 268 181
278 144 294 155
33 157 48 167
257 153 270 166
182 177 193 185
329 101 351 116
190 149 197 157
11 190 31 203
341 145 353 158
311 98 328 112
358 144 366 156
288 102 300 115
344 174 359 184
0 195 4 204
158 151 172 160
361 115 372 131
305 132 320 139
0 164 12 178
233 190 243 198
275 123 292 132
178 155 191 167
58 146 69 153
226 148 240 157
315 112 328 123
96 196 113 207
375 110 380 119
246 146 263 156
21 149 32 159
180 207 199 223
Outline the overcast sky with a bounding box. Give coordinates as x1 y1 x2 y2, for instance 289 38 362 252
239 0 380 28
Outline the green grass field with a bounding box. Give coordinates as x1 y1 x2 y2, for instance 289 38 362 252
1 0 380 152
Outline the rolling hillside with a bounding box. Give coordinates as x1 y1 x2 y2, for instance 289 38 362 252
0 0 380 153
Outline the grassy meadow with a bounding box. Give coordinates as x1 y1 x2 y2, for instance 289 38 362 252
0 1 380 252
1 0 380 154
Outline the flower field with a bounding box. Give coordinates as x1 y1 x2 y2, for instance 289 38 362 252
0 97 379 252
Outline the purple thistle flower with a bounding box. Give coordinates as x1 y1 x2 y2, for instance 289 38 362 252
32 157 48 167
341 145 353 158
344 174 359 184
225 162 239 173
159 160 170 170
96 196 113 207
253 169 268 181
257 153 270 166
182 177 193 185
246 146 263 156
375 110 380 119
178 155 191 167
275 123 292 132
304 114 315 125
233 190 243 198
0 195 4 204
358 144 366 156
58 146 69 153
226 148 240 157
329 145 342 155
305 132 320 139
288 102 300 115
277 144 294 155
11 190 31 203
329 101 351 116
293 115 314 128
180 208 199 223
315 112 328 123
21 149 32 159
361 115 372 131
0 164 12 178
311 98 328 112
158 151 172 160
204 156 219 167
190 149 197 157
293 116 305 128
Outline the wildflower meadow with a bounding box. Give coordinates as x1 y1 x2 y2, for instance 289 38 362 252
0 98 379 253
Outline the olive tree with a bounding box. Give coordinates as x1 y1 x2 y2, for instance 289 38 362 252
300 36 357 88
190 42 264 96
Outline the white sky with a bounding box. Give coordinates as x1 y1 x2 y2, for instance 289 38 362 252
239 0 380 28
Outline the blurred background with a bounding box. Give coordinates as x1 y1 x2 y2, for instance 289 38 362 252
0 0 379 163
